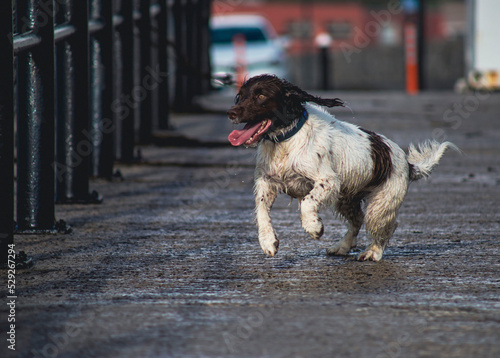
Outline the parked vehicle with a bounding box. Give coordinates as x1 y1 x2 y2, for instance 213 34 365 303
210 14 288 85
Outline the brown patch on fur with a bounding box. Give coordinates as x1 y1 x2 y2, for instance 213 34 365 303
361 129 393 187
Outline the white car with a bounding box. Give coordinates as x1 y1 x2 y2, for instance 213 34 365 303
210 14 288 85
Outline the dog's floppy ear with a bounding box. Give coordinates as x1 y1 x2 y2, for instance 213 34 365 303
282 79 344 108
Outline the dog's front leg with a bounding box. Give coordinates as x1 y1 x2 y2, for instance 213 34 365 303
254 177 279 256
300 177 338 240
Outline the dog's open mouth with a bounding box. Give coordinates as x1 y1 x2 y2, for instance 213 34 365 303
228 119 272 146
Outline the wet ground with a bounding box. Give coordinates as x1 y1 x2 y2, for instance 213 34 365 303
2 91 500 357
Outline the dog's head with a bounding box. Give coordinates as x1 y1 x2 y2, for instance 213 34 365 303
227 75 343 147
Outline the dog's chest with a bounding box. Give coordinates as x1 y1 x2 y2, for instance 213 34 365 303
258 144 314 198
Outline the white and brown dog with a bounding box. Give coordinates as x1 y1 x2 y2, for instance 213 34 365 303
227 75 458 261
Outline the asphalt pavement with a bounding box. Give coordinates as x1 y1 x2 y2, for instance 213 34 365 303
2 89 500 358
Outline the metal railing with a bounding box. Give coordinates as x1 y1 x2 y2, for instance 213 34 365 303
0 0 212 265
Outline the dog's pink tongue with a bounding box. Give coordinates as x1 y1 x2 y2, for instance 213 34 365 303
228 122 263 146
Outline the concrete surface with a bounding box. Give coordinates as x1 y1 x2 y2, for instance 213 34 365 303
2 90 500 358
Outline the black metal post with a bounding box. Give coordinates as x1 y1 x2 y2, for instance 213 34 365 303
198 0 212 95
99 0 116 178
119 0 136 162
55 34 77 202
173 0 189 111
89 0 116 179
172 0 212 111
72 0 95 201
55 3 75 203
185 0 196 101
319 47 330 91
0 1 15 264
139 0 153 144
150 2 160 135
158 0 170 129
16 0 58 232
88 0 104 178
55 0 101 203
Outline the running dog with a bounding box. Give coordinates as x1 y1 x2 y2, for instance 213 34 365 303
227 75 458 261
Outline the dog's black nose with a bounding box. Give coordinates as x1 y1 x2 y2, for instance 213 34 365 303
227 109 238 120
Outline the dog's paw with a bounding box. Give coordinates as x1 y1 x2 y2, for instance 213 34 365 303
302 216 324 240
259 231 279 257
358 246 383 262
326 243 351 256
260 238 279 257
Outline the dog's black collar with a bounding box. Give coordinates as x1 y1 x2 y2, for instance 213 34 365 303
265 110 308 143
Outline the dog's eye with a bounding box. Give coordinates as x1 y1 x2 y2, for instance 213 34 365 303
258 94 265 100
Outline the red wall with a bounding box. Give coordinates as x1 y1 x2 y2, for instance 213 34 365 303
212 2 447 54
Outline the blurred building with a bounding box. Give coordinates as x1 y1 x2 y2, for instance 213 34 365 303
212 0 467 91
464 0 500 91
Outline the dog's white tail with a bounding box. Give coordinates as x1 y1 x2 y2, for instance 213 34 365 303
407 140 460 181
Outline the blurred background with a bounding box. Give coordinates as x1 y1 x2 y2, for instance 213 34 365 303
209 0 498 92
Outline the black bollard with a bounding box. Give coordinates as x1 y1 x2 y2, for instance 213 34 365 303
55 0 102 204
119 0 136 162
16 0 58 233
89 0 115 179
315 32 333 91
0 0 15 265
139 0 153 144
157 0 170 130
319 46 330 91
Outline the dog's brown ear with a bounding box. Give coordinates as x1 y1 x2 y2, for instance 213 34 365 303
282 79 344 108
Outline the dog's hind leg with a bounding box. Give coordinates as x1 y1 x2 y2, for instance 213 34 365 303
327 197 363 256
358 186 405 261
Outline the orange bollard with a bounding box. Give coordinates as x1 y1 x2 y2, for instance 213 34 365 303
405 23 419 95
233 34 247 89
